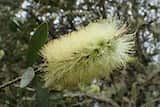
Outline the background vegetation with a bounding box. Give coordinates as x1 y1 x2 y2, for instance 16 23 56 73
0 0 160 107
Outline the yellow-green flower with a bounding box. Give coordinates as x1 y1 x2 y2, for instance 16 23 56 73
40 19 135 90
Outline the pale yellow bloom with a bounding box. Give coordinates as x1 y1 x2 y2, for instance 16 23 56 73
40 19 135 90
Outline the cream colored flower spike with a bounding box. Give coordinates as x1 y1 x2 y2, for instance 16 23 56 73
40 19 135 90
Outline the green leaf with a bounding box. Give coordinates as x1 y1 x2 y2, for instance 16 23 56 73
0 49 5 60
9 17 23 32
26 23 48 66
20 67 35 88
35 88 49 107
131 82 137 102
32 76 49 107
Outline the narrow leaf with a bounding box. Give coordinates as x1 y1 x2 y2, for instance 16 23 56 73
26 22 48 66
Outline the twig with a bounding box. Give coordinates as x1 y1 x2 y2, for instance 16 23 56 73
63 92 120 107
71 100 92 107
122 97 134 107
0 66 43 89
0 76 21 89
141 98 160 107
14 84 35 92
86 94 120 107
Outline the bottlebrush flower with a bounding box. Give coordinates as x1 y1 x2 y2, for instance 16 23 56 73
40 19 135 90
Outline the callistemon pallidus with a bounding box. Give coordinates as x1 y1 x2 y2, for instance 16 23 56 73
40 19 135 90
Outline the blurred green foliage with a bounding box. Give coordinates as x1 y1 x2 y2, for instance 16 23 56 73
0 0 160 107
